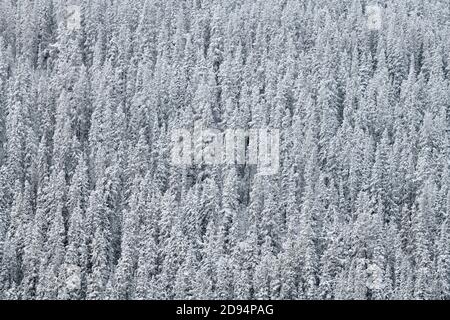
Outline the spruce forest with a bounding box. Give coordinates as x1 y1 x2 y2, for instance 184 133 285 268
1 0 450 300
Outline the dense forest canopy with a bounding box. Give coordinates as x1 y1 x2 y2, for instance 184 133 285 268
0 0 450 300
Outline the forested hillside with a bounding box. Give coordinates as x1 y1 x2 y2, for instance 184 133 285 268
1 0 450 300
